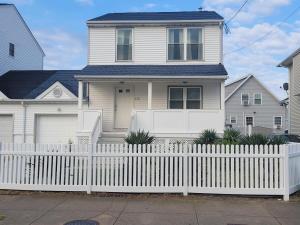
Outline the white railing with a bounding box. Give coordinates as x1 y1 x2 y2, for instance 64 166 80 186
131 109 225 136
0 143 300 200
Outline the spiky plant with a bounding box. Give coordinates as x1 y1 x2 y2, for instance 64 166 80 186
194 129 218 145
239 133 269 145
268 135 288 145
222 129 241 145
125 130 155 145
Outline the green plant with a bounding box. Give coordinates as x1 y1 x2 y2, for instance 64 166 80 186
269 135 288 145
194 129 218 145
125 130 155 144
222 129 241 145
239 134 269 145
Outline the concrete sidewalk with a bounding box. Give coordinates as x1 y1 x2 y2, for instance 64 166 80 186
0 192 300 225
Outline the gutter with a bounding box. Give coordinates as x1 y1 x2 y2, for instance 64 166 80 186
87 19 224 25
75 75 228 80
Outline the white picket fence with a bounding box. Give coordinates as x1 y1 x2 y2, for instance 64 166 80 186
0 143 300 200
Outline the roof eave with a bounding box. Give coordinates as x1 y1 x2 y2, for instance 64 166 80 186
75 75 228 80
87 19 224 25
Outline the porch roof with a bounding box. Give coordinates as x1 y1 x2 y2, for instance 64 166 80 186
76 64 228 79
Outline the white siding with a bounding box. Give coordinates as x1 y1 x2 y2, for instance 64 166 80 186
88 25 222 65
290 54 300 134
88 80 222 131
0 5 43 75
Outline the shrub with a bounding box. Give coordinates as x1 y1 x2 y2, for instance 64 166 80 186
239 133 269 145
222 129 241 145
269 135 288 145
194 129 218 145
125 130 155 145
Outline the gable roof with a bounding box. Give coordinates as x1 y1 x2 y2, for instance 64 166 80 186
0 70 79 99
278 47 300 67
78 64 228 79
88 11 223 22
0 4 45 56
225 74 279 102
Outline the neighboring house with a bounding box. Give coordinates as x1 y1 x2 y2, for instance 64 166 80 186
225 74 287 135
0 3 44 75
278 48 300 135
76 11 228 143
0 70 82 144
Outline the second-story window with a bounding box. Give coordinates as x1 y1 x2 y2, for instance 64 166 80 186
254 93 262 105
117 29 132 61
9 43 15 57
187 28 203 60
168 28 184 60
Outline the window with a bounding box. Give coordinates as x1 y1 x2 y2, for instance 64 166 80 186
117 29 132 61
168 28 184 60
230 115 237 124
187 28 203 60
254 93 262 105
168 87 202 109
9 43 14 57
274 116 282 127
241 93 249 105
245 116 253 126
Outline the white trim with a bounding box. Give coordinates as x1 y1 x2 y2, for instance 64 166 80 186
274 116 283 128
168 86 203 109
35 81 77 100
230 114 237 124
87 19 224 25
225 75 249 87
245 115 255 127
76 75 228 80
253 93 262 105
0 91 8 100
115 28 134 62
241 93 250 105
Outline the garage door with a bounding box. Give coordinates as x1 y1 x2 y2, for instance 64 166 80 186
35 115 77 144
0 115 13 143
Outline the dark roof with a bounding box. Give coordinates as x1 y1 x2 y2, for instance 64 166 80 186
0 3 13 5
89 11 223 22
79 64 228 77
0 70 79 99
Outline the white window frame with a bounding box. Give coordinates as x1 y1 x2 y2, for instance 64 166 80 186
167 27 204 62
230 115 237 124
253 93 262 105
168 86 203 109
273 116 283 128
244 116 255 127
241 93 250 105
116 28 133 62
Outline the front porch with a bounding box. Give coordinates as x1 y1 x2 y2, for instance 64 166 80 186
77 77 225 143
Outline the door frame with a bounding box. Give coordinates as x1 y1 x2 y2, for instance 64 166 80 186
0 113 14 144
114 85 135 129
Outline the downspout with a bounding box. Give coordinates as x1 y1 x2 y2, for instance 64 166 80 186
21 101 27 143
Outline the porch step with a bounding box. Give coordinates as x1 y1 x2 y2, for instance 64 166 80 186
98 132 127 144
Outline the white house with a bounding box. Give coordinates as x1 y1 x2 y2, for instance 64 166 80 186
278 48 300 135
76 11 228 143
225 74 287 135
0 3 44 75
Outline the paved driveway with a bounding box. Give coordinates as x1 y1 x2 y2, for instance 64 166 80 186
0 192 300 225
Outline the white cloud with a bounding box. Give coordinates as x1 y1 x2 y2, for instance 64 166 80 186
34 29 86 70
75 0 93 6
144 3 157 9
130 2 176 12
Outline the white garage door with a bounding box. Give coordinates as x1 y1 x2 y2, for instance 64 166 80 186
0 115 13 143
36 115 77 144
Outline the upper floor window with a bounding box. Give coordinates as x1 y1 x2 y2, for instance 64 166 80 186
254 93 262 105
274 116 282 128
168 28 184 60
9 43 15 57
187 28 203 60
241 93 249 105
117 29 132 61
168 28 203 61
168 87 202 109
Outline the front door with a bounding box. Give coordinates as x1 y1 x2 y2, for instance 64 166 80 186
115 86 134 129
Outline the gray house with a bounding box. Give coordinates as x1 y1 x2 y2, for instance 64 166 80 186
225 74 287 135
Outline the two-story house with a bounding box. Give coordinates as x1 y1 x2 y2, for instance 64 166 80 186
279 48 300 135
76 11 228 143
0 3 44 75
225 74 287 135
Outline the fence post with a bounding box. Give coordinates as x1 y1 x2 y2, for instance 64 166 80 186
183 144 188 196
283 144 290 201
87 144 93 194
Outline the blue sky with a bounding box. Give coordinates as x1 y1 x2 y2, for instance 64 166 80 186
6 0 300 99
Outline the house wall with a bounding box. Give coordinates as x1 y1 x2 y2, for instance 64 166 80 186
88 79 222 132
225 77 287 134
88 25 222 65
0 102 79 143
0 5 43 75
290 54 300 134
225 78 246 98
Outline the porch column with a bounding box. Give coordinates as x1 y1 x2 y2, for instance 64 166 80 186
148 81 152 110
78 81 83 110
220 81 225 110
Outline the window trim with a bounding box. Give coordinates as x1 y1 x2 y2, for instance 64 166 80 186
273 116 283 128
167 27 204 62
230 115 237 124
115 28 133 62
168 86 203 109
253 93 262 105
241 93 250 105
244 115 255 127
9 43 15 57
